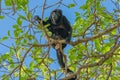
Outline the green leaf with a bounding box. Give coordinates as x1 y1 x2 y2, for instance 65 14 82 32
116 66 120 71
14 30 18 37
94 39 101 51
5 0 11 6
14 72 18 77
29 61 34 70
111 29 116 35
2 75 9 80
2 36 8 41
1 53 9 59
13 24 19 29
20 5 27 12
27 12 32 20
74 12 80 17
17 17 22 25
80 5 87 10
101 43 111 53
111 76 119 80
28 35 34 40
23 39 28 43
68 4 76 8
19 15 27 20
8 30 11 36
0 16 4 19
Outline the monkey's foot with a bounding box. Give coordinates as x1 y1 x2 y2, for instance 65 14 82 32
55 44 60 50
66 72 77 80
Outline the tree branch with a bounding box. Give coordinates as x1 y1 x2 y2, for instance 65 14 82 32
70 22 120 46
62 42 120 80
19 45 33 79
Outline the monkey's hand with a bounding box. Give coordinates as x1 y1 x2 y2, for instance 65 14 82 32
34 15 42 22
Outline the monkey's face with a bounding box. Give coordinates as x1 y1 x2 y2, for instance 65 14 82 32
50 9 62 25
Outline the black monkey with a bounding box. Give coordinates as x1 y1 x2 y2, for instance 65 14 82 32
35 9 76 80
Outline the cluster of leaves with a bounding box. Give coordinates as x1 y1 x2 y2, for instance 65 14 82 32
68 0 120 80
5 0 28 11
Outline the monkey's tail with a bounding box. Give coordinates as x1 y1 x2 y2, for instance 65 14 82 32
56 49 77 80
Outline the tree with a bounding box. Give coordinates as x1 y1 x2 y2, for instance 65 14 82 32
0 0 120 80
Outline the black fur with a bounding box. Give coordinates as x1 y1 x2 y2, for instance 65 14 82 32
35 9 76 80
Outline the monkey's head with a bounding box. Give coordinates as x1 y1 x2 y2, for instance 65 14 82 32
50 9 62 25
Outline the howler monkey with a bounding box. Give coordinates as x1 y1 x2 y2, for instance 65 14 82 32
35 9 76 80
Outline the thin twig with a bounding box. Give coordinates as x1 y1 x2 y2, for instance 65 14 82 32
45 0 62 9
19 45 33 80
0 43 14 49
106 63 112 80
11 0 16 15
0 0 1 15
2 65 19 80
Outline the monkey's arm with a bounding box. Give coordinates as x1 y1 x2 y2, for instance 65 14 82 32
34 15 55 32
34 15 50 25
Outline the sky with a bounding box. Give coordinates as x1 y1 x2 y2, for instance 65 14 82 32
0 0 118 79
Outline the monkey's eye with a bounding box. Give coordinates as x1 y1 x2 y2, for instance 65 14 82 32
52 12 57 18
